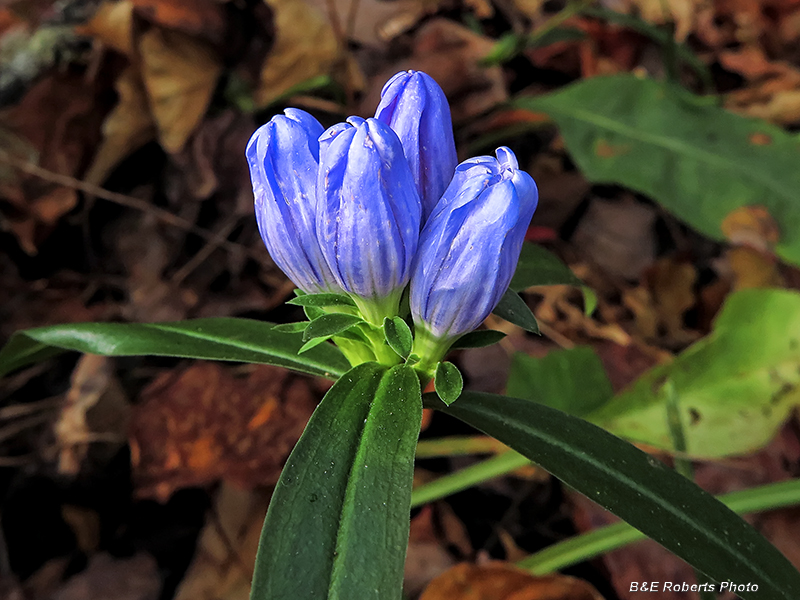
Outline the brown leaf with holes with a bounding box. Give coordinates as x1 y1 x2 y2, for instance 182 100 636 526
138 25 222 153
419 562 604 600
129 363 318 501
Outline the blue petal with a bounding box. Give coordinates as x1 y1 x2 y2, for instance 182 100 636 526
410 147 539 338
246 109 337 293
317 117 421 298
375 70 458 221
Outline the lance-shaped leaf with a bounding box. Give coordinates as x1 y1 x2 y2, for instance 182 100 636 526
0 318 349 380
426 390 800 599
251 363 422 600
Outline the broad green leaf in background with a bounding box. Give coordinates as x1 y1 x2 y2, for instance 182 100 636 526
586 288 800 457
519 75 800 266
0 318 349 380
251 363 422 600
427 390 800 600
507 347 613 417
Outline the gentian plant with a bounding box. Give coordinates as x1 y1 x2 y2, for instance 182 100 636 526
2 70 800 600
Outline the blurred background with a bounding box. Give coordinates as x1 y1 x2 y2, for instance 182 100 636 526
2 0 800 598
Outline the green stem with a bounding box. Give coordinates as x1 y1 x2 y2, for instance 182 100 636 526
518 478 800 574
351 289 402 327
410 451 530 508
415 436 510 458
410 326 453 385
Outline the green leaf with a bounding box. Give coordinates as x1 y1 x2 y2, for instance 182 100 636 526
251 363 422 600
383 317 413 359
287 293 357 309
303 314 364 342
520 478 800 575
434 361 463 406
510 243 582 291
427 390 800 600
298 336 333 354
271 322 309 334
518 75 800 266
507 347 613 417
492 289 539 334
587 288 800 458
0 318 349 380
449 329 507 350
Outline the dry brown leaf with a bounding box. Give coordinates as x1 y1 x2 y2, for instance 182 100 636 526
138 25 222 153
0 74 105 252
55 354 129 475
726 246 785 290
405 504 463 597
255 0 340 108
572 197 657 280
132 0 228 45
510 0 546 20
307 0 443 46
115 212 190 322
77 0 135 57
50 553 160 600
720 204 781 252
419 562 604 600
360 19 507 123
174 483 268 600
732 88 800 124
627 0 697 41
61 505 101 553
718 46 800 80
647 257 698 341
129 362 318 501
84 66 156 186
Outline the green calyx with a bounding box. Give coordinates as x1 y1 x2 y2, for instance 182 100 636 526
409 325 455 386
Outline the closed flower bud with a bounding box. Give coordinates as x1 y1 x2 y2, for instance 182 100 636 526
317 116 421 322
374 70 458 221
410 147 538 350
246 108 338 294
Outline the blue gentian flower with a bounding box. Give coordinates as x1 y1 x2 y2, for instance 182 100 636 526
317 116 421 322
410 147 538 350
375 70 458 221
246 108 338 294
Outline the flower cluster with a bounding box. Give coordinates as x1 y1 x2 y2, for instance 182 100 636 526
246 70 538 374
